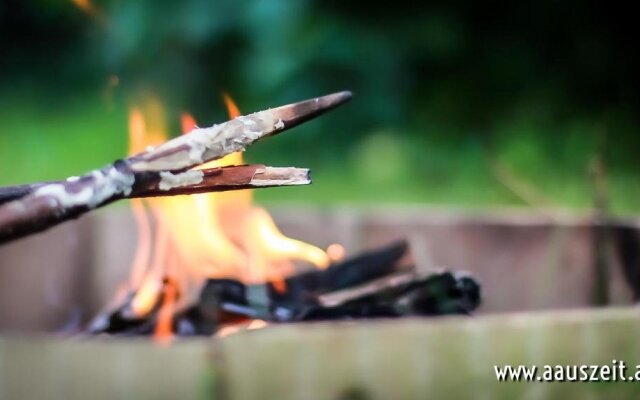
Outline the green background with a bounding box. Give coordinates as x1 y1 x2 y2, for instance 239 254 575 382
1 0 639 213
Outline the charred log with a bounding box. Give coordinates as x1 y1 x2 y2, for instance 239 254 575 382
268 240 409 303
89 242 482 336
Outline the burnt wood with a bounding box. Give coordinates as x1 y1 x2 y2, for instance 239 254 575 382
87 241 482 336
267 240 409 303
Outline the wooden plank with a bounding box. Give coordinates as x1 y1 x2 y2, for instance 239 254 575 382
215 307 640 400
0 337 212 400
1 308 640 399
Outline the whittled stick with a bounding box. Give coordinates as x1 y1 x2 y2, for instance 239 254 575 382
0 91 351 244
0 164 310 244
134 165 310 197
128 91 352 172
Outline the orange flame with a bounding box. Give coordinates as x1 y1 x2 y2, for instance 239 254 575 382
71 0 96 14
125 95 339 342
70 0 108 25
153 279 178 344
222 93 241 119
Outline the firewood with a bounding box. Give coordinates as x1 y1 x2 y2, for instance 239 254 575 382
267 240 410 302
315 270 481 316
0 91 352 244
87 241 482 336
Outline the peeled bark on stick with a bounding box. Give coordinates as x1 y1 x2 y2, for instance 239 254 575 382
127 90 352 173
0 91 351 244
134 165 310 197
0 165 310 203
0 164 309 244
0 184 38 205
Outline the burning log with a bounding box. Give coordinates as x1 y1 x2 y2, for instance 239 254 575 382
0 91 351 244
89 241 481 337
309 270 481 319
268 240 411 303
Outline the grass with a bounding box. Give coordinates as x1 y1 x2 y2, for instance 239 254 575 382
1 92 639 216
0 94 127 185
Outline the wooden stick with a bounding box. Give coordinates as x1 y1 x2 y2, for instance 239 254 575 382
0 184 41 205
0 91 351 244
0 164 309 244
133 165 310 197
128 90 352 173
0 165 310 203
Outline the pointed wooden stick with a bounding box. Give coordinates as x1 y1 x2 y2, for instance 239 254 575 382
0 166 311 203
0 91 351 244
133 165 310 197
0 164 309 243
129 90 352 172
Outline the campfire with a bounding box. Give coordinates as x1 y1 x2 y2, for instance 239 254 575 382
0 92 481 341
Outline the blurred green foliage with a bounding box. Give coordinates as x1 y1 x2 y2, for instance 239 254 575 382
1 0 639 213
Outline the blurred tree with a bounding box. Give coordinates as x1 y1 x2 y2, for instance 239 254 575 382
0 0 639 211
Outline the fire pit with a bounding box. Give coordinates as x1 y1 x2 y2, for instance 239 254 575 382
0 92 482 341
1 93 639 399
2 308 639 399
